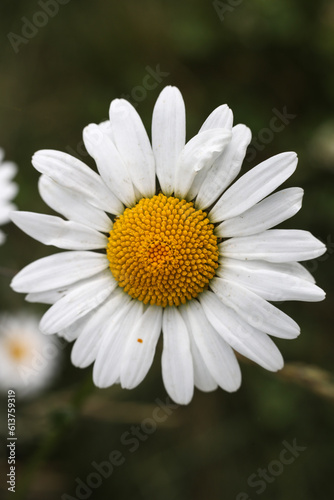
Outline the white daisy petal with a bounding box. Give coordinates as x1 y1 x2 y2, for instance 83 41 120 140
220 229 326 263
93 298 136 387
11 251 109 293
95 120 113 138
210 278 300 339
83 124 136 206
216 187 304 237
195 124 252 209
187 112 236 202
133 183 143 203
189 342 218 391
174 128 232 199
39 270 116 334
71 290 131 369
58 311 97 342
180 304 217 392
181 301 241 392
218 258 325 302
58 315 89 342
162 307 194 405
109 99 156 197
199 104 233 131
290 262 316 283
25 271 114 305
200 291 284 372
152 86 186 196
38 175 112 232
120 305 162 389
26 290 68 305
11 212 107 250
58 327 79 342
210 151 298 222
32 150 123 215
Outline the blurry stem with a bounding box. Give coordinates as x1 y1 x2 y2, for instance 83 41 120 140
15 374 95 500
278 362 334 402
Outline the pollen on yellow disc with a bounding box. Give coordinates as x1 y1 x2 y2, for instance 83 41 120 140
107 194 219 307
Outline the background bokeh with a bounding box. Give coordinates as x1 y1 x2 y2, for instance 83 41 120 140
1 0 334 499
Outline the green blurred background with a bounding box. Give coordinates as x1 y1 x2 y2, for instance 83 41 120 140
0 0 334 499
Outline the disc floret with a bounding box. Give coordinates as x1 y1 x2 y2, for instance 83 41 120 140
107 194 219 307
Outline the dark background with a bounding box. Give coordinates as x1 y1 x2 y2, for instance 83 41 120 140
0 0 333 499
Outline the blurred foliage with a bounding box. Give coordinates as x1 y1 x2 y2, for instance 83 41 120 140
0 0 334 499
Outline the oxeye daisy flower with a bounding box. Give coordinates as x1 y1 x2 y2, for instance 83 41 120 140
0 148 18 245
10 86 326 404
0 313 59 397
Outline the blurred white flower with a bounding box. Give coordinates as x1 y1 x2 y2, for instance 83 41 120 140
0 149 18 245
0 313 60 397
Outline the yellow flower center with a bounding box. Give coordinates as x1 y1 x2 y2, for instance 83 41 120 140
6 337 30 362
107 194 219 307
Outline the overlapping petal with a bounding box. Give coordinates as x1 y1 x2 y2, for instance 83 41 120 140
174 128 232 199
93 297 137 387
32 150 123 214
109 99 156 198
39 270 116 334
195 124 251 208
200 291 284 372
216 187 303 237
71 290 131 368
210 278 300 339
209 151 298 222
162 307 194 405
83 124 136 206
218 258 325 302
39 175 112 232
181 301 241 391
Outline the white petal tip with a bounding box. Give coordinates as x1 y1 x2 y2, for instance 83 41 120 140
92 371 110 389
169 394 193 406
158 85 183 99
267 358 285 372
223 377 242 393
109 98 133 118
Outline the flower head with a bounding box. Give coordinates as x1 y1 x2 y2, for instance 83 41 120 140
0 313 59 397
0 149 18 245
10 86 326 404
